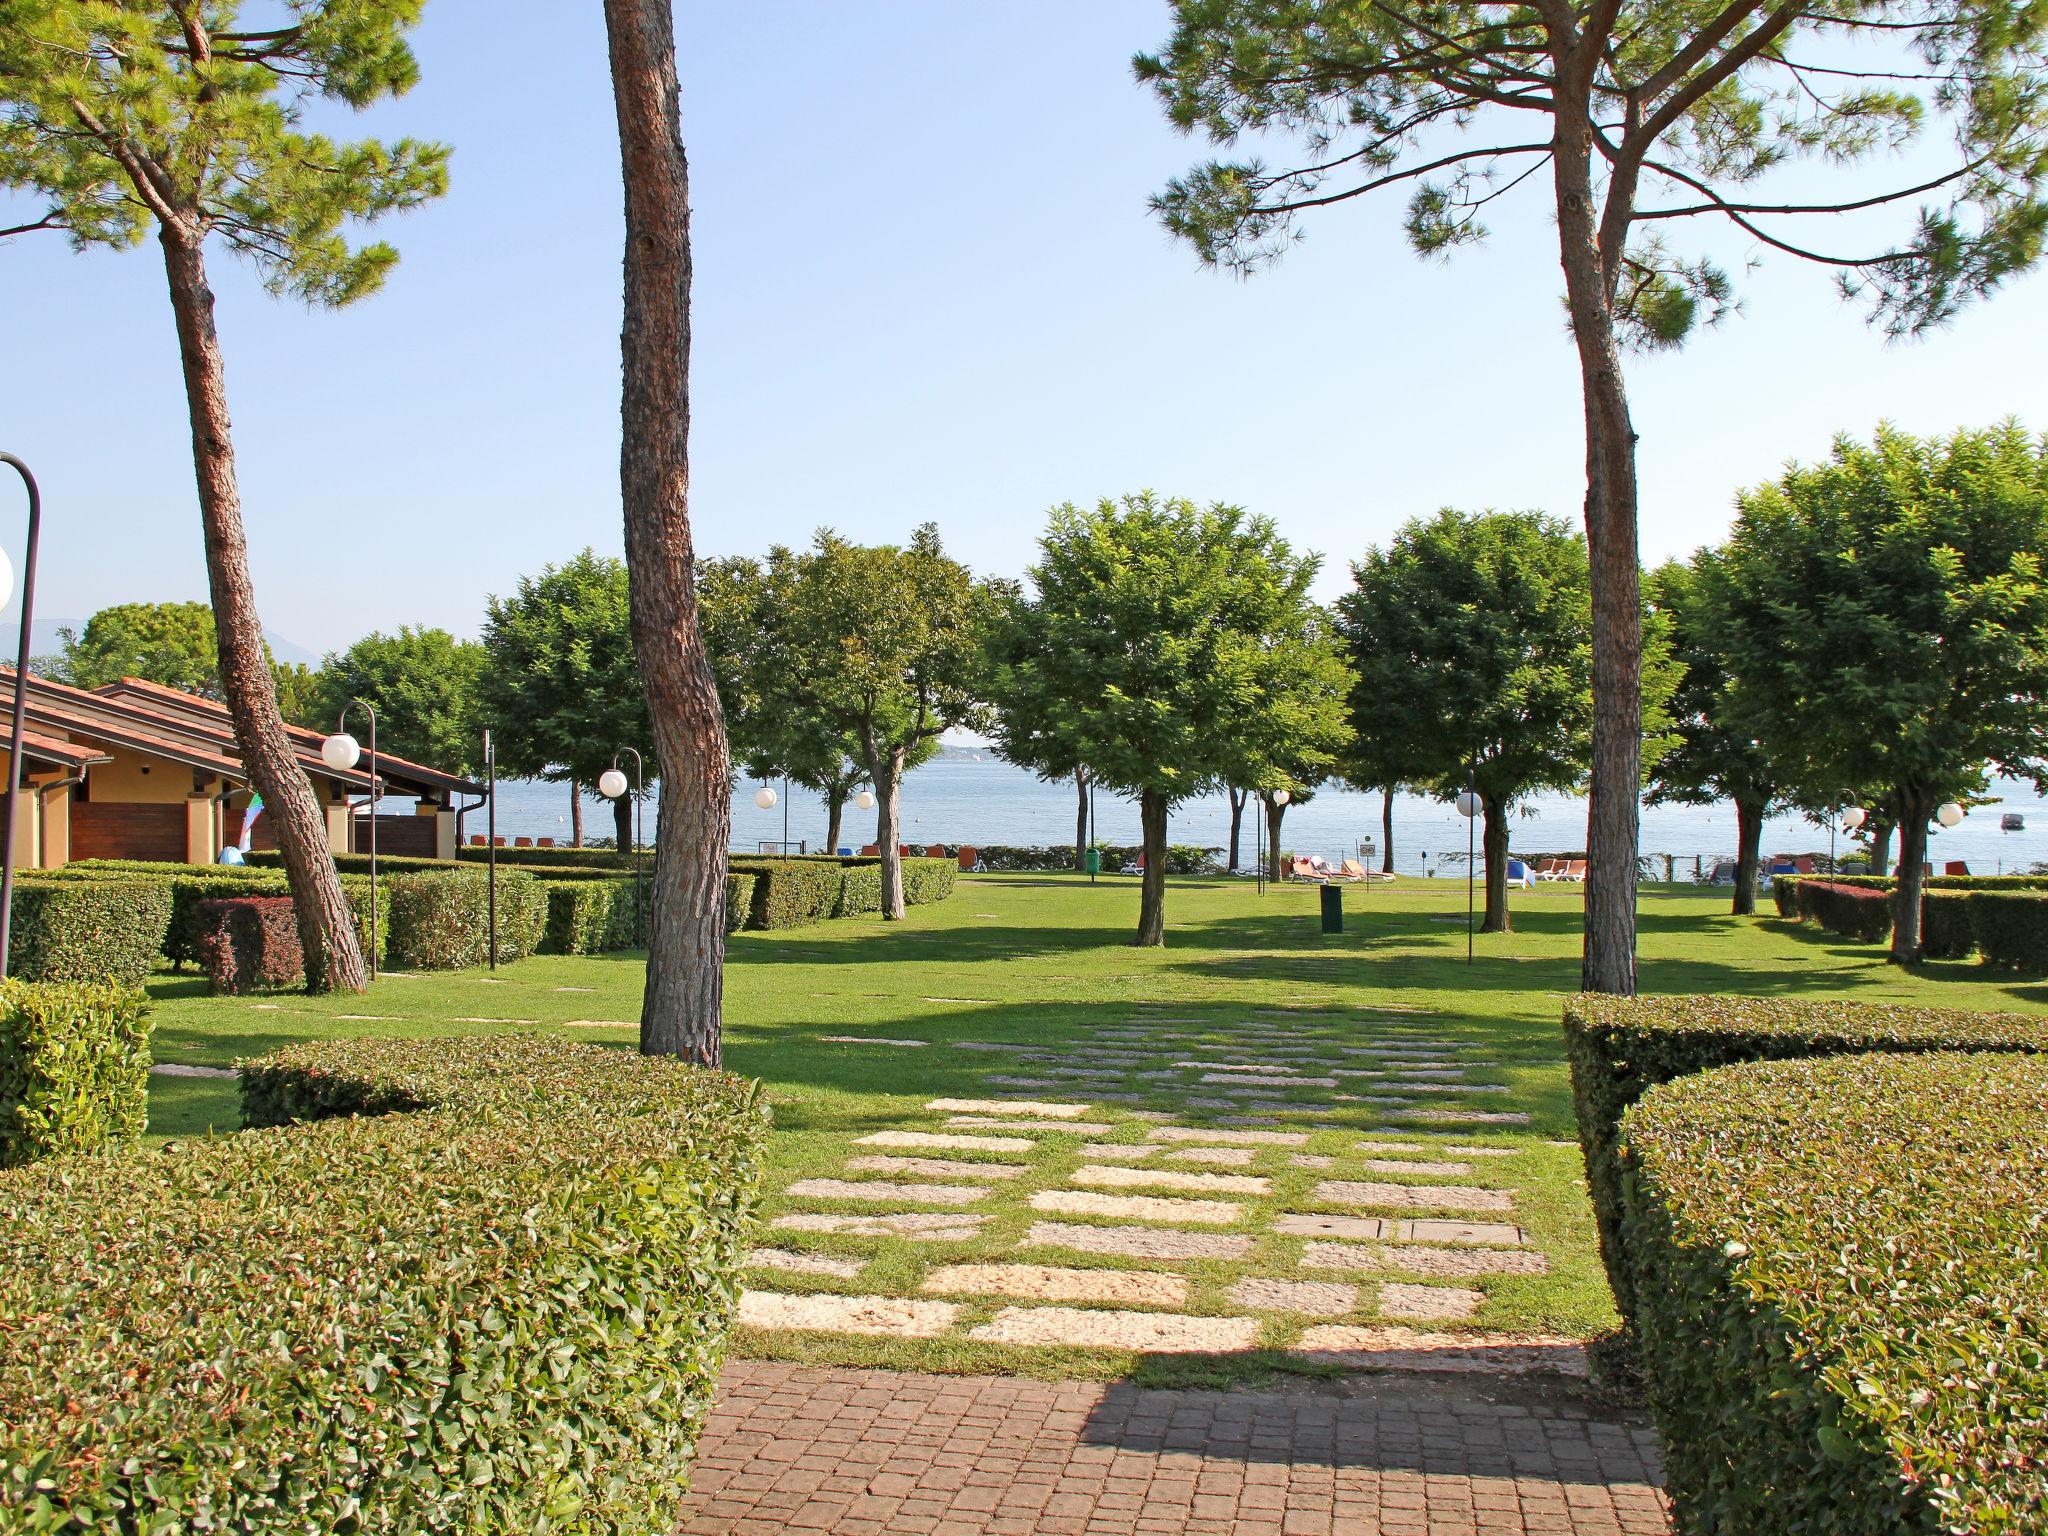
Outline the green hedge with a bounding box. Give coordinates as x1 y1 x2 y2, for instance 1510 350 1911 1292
0 979 152 1167
901 857 959 905
835 861 883 917
197 896 303 994
1919 889 1978 960
1966 891 2048 972
725 872 756 934
385 868 544 970
539 877 645 955
6 879 173 985
730 858 846 929
1563 994 2048 1326
456 843 639 870
47 862 386 972
1791 879 1894 942
0 1035 766 1531
1622 1051 2048 1533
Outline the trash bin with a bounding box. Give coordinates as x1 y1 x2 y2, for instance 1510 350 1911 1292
1320 882 1342 934
1084 847 1101 876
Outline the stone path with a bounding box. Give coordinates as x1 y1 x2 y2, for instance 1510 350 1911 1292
742 1007 1577 1369
678 1359 1669 1535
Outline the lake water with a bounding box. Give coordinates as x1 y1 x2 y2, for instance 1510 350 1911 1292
476 756 2048 876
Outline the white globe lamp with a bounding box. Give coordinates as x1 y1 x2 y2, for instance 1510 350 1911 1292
320 732 360 772
0 544 12 608
1841 806 1867 830
1456 790 1482 818
598 768 629 800
1273 788 1291 806
755 785 778 810
855 789 876 811
1936 802 1965 828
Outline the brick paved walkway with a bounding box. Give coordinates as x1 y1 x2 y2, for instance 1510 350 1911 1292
678 1360 1669 1535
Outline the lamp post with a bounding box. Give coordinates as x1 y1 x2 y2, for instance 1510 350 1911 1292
755 777 790 853
484 730 496 969
321 699 377 978
599 747 645 943
0 454 42 979
1457 769 1481 966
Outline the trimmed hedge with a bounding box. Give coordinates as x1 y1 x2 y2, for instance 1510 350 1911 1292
197 896 303 994
0 979 152 1167
456 843 639 870
1564 994 2048 1326
539 877 644 955
901 857 959 905
1919 889 1978 961
730 858 844 929
1622 1051 2048 1533
385 868 545 970
0 1034 766 1531
725 872 756 934
835 861 883 917
1791 879 1895 942
6 879 173 985
1967 891 2048 972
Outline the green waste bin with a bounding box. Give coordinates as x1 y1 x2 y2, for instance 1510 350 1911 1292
1084 847 1102 876
1320 883 1343 934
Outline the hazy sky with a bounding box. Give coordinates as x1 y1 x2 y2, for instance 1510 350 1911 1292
4 1 2048 659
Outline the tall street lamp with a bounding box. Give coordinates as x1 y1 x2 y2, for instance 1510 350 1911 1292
600 747 645 943
0 454 41 978
322 699 377 978
483 729 497 969
1457 769 1481 967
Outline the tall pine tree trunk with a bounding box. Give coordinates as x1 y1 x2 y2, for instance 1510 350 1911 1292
1074 768 1090 872
1553 89 1642 997
1265 794 1286 883
1733 797 1764 916
1134 787 1168 946
868 738 907 918
1227 785 1246 872
570 776 584 847
160 228 365 993
1481 796 1511 932
1892 792 1930 963
604 0 731 1064
1381 784 1395 874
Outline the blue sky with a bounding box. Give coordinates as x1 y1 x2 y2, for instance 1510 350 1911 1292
4 1 2048 659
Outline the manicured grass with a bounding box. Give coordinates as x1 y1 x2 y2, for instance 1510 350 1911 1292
141 873 2048 1386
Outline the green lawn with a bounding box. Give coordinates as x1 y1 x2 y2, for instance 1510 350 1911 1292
142 872 2048 1387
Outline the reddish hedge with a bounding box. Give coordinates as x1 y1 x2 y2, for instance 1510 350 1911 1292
1791 880 1894 943
196 897 302 994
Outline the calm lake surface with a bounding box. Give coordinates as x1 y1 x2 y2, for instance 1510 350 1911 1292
478 755 2048 876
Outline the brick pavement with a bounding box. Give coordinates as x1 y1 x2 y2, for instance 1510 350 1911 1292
678 1359 1669 1535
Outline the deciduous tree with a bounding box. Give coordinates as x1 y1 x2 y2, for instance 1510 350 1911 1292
1 2 449 990
998 493 1346 944
1139 0 2048 992
480 550 652 853
316 626 485 775
1719 423 2048 961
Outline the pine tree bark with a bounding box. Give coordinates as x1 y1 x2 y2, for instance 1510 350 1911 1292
1135 787 1168 945
1553 76 1642 997
1226 785 1246 872
604 0 730 1064
1381 784 1396 874
1265 795 1286 884
159 228 365 993
1481 797 1511 932
1892 793 1930 963
570 776 585 847
867 737 908 919
1732 797 1764 916
1074 768 1090 872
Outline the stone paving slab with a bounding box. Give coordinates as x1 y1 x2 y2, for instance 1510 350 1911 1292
968 1304 1263 1352
679 1359 1669 1536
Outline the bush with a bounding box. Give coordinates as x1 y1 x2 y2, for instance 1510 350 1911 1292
196 896 303 993
1967 890 2048 972
1621 1051 2048 1534
901 856 958 905
0 979 152 1167
725 872 756 934
730 858 845 930
385 868 543 970
834 861 883 917
1919 889 1978 960
967 843 1224 874
1563 994 2048 1326
1771 874 1803 917
539 877 646 955
0 1035 766 1532
6 879 172 985
1790 879 1894 942
455 844 639 870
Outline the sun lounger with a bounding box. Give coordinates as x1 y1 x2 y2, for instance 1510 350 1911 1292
1337 858 1368 881
956 845 980 872
1507 858 1534 888
860 844 879 856
1945 860 1970 876
1291 856 1327 883
537 837 554 848
1568 859 1588 880
925 844 946 859
1533 858 1566 881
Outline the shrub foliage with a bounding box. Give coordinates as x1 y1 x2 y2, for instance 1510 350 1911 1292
1563 994 2048 1323
196 896 304 994
0 1035 767 1531
0 979 152 1167
1623 1051 2048 1534
6 879 173 985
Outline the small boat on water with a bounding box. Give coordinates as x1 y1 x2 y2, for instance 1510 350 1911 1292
2004 812 2026 832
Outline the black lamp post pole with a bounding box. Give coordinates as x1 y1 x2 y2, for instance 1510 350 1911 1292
1466 763 1477 967
614 747 645 943
0 454 42 979
486 729 497 970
